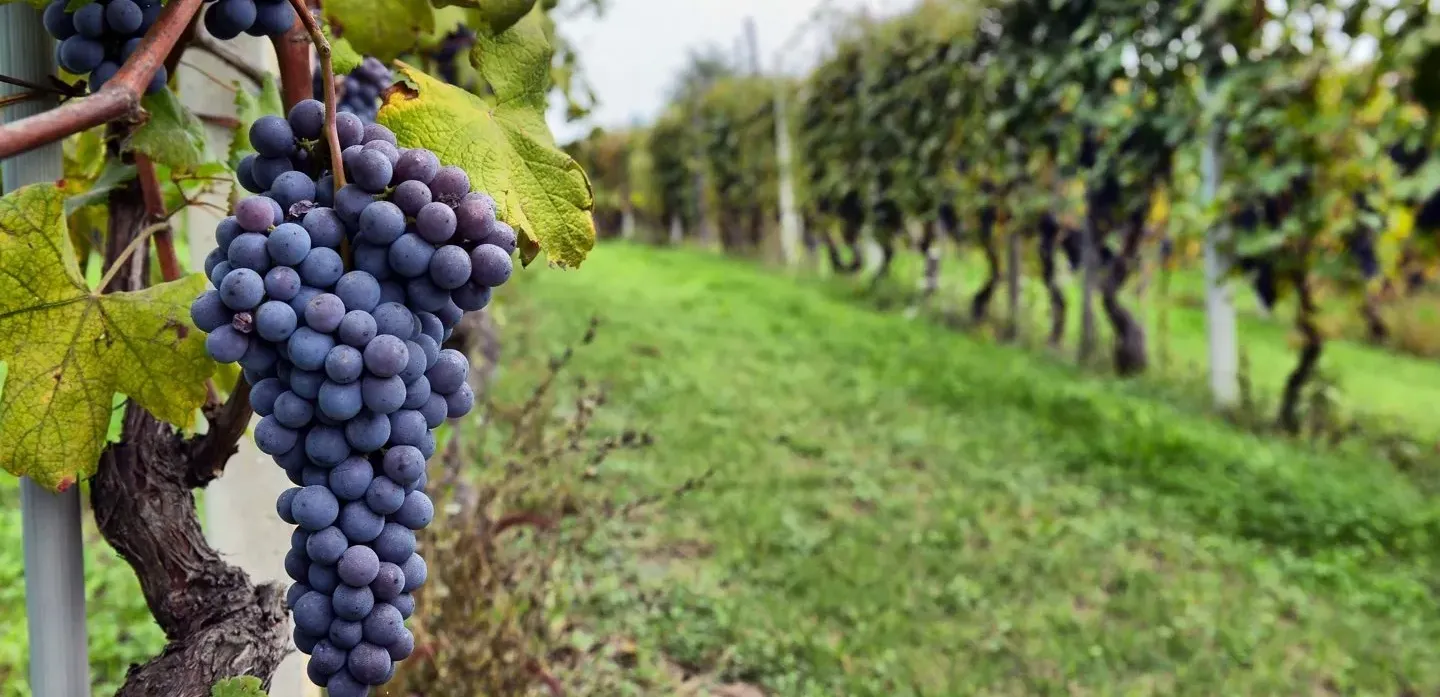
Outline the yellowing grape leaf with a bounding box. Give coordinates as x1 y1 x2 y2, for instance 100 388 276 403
0 184 215 491
324 0 434 62
378 55 595 267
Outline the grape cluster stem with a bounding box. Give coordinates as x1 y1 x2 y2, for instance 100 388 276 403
0 0 206 159
285 0 346 192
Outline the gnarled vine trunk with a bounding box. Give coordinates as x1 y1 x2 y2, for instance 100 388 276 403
95 181 288 696
1038 214 1066 347
1279 268 1323 435
1100 210 1148 376
1078 212 1100 363
1003 216 1022 341
970 206 1000 322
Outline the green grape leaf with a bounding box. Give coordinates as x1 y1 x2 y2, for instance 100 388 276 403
330 36 364 76
64 159 137 216
211 676 268 697
230 73 284 170
378 62 595 268
126 88 209 172
0 184 215 491
470 4 553 112
432 0 534 34
324 0 434 62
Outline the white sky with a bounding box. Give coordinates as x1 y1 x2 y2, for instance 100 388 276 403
544 0 919 143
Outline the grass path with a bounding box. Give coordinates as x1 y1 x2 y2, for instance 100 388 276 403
498 242 1440 697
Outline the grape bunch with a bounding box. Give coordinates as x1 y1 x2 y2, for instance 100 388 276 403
426 27 476 87
202 0 298 41
43 0 166 94
190 99 518 696
315 57 393 125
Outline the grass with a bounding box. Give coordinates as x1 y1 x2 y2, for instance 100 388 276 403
493 241 1440 696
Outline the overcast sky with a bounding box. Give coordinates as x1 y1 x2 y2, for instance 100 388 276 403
544 0 919 143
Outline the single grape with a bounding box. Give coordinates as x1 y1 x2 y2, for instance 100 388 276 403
397 340 427 384
264 266 302 301
287 327 336 372
270 171 317 211
370 562 405 602
335 271 381 313
452 282 493 312
206 324 250 363
190 291 232 332
386 410 427 449
288 98 326 140
405 277 450 313
293 590 335 636
391 592 416 619
338 310 378 348
326 669 368 697
394 148 441 184
88 61 119 93
299 247 345 288
445 382 475 419
57 37 103 76
251 155 292 191
484 219 519 254
323 344 364 384
250 377 285 417
362 140 400 167
362 335 409 377
402 376 431 410
105 0 145 34
286 581 311 610
390 180 432 218
305 293 347 333
289 367 325 401
388 630 416 661
265 222 311 267
318 380 364 421
305 425 350 467
273 390 314 429
252 301 296 342
329 618 364 650
235 195 276 232
249 0 296 36
352 243 393 281
284 547 309 582
428 244 472 289
373 523 416 564
335 111 365 149
327 456 374 502
316 174 336 208
413 333 440 369
426 349 469 394
204 0 256 40
226 232 271 273
370 303 415 340
331 583 375 623
361 601 406 647
454 192 498 244
239 340 279 375
308 640 347 683
308 563 339 594
349 148 393 193
399 553 428 591
381 446 426 487
306 526 348 565
358 201 406 245
344 409 391 452
388 232 435 278
363 123 397 146
361 375 406 415
334 185 375 227
250 114 295 158
348 642 392 686
43 2 76 41
72 3 105 38
470 243 513 287
420 393 448 429
429 165 470 203
236 155 261 193
338 500 385 543
302 207 347 249
291 485 340 531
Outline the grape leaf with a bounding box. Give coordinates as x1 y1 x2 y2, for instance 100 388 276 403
211 676 268 697
379 21 595 269
0 184 214 491
126 88 209 172
331 36 364 76
324 0 434 62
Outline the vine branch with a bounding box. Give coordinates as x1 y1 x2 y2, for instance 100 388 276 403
285 0 347 191
0 0 205 159
134 154 183 282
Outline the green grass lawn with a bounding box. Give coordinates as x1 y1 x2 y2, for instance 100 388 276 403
495 242 1440 696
